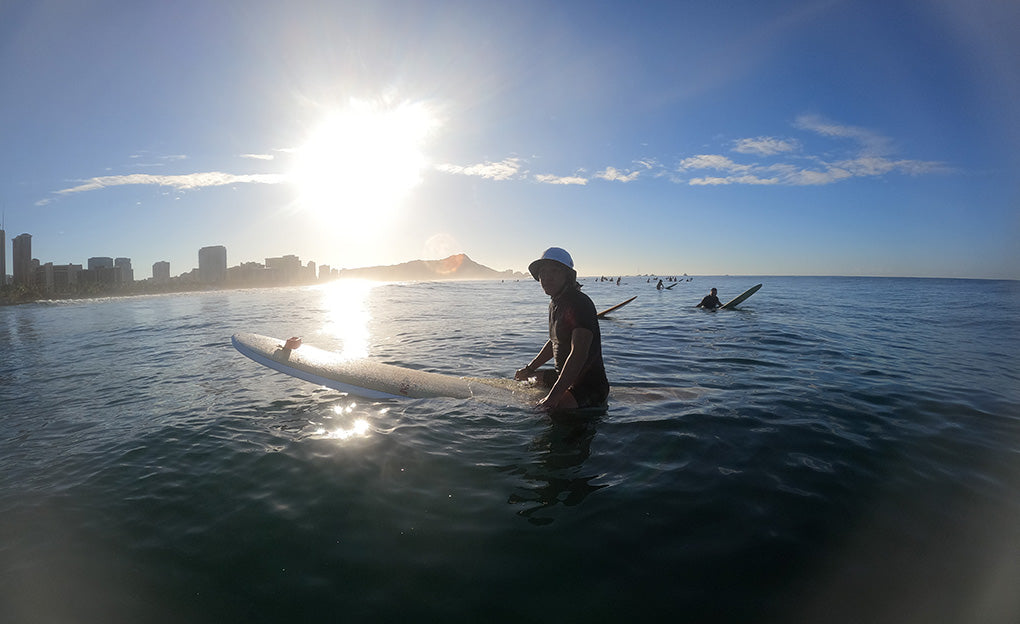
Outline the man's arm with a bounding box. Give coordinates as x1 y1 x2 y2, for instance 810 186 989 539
515 340 554 381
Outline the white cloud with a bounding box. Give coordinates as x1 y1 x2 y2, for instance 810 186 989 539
837 156 948 177
534 173 588 185
130 153 187 162
794 114 891 155
733 136 798 155
672 117 949 186
678 154 751 173
434 158 523 180
688 176 731 186
46 114 944 205
432 129 945 189
52 172 288 196
782 167 853 185
892 159 952 175
595 166 641 182
689 175 779 186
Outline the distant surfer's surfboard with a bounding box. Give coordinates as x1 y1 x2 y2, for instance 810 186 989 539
597 296 637 318
720 283 762 310
232 333 534 401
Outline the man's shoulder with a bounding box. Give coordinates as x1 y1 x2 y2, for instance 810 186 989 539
556 287 596 311
568 287 596 306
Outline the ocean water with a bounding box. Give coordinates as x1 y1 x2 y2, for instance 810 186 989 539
1 276 1018 623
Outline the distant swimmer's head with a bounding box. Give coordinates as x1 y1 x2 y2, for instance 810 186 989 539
528 247 574 281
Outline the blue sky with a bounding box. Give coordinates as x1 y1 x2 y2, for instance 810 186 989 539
1 0 1017 279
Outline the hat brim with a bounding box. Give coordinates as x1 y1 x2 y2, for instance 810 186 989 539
528 258 569 281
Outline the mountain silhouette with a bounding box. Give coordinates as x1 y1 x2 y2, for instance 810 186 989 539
339 254 526 281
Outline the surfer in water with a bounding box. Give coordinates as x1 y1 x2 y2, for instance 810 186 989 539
515 247 610 412
697 287 723 310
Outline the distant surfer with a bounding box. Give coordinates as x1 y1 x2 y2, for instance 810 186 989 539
696 288 722 310
656 279 664 290
515 247 610 412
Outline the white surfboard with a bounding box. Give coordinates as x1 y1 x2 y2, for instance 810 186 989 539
232 332 540 402
232 333 707 406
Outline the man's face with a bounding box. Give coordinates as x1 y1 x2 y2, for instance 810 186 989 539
539 263 569 296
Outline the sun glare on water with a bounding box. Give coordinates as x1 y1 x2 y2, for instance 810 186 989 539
314 403 376 441
318 279 376 359
290 100 437 229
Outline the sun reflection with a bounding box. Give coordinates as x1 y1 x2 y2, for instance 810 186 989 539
316 417 371 440
317 279 377 359
312 401 377 440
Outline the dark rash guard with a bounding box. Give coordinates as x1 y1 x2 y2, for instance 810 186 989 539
548 285 610 407
698 294 722 309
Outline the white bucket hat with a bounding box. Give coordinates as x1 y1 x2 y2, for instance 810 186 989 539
528 247 574 281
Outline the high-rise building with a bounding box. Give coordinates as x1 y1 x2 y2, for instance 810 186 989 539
88 257 114 270
52 264 82 293
199 245 227 284
0 228 6 287
12 233 31 286
153 261 170 283
36 263 82 294
266 254 301 284
115 257 134 283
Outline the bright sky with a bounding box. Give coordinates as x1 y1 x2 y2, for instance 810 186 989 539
1 0 1017 279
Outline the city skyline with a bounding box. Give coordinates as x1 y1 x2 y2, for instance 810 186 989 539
2 1 1018 280
0 226 526 285
0 226 537 301
0 229 330 283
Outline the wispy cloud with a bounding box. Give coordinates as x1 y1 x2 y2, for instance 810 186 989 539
130 153 187 161
435 115 948 189
594 164 647 182
534 173 588 185
689 175 780 186
678 154 752 174
677 115 947 185
437 159 654 186
45 114 947 206
128 153 188 168
434 158 523 180
686 155 947 186
38 172 287 205
733 136 798 155
794 114 891 155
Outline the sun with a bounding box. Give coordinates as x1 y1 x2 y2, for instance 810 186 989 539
289 100 437 229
